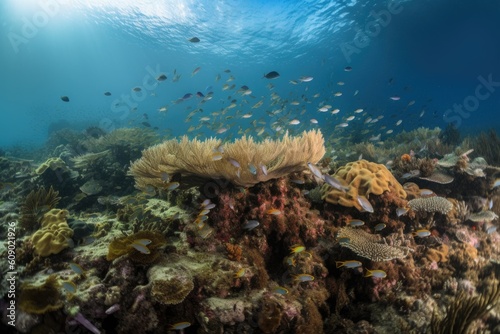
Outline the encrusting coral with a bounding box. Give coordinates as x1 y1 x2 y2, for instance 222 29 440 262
19 275 63 314
129 130 325 188
30 209 74 257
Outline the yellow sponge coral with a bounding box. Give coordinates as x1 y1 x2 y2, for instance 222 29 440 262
322 160 406 211
35 157 68 175
31 209 74 257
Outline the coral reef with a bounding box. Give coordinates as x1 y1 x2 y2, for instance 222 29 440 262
129 129 325 188
6 125 500 334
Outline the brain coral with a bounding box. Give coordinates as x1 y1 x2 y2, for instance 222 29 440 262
31 209 74 257
322 160 406 211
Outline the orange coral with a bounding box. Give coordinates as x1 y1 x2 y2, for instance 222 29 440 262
225 243 242 262
426 244 449 263
401 153 412 163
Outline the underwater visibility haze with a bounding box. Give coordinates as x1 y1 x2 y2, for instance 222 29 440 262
1 0 500 333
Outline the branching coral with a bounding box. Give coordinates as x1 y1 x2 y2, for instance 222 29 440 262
430 279 500 334
20 186 60 232
336 227 411 261
129 130 325 188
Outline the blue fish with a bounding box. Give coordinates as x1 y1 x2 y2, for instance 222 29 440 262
182 93 193 100
196 91 205 98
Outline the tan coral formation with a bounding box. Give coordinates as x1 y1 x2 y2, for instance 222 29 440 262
147 264 194 305
408 197 453 214
129 130 325 188
322 160 406 211
337 227 410 262
30 209 74 257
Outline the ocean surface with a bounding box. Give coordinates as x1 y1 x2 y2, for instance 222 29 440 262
1 0 500 149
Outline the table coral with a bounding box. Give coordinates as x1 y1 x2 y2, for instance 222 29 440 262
30 209 74 257
336 227 410 262
321 159 406 211
408 197 453 214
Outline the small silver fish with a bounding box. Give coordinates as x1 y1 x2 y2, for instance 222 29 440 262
402 170 420 179
228 158 241 168
131 242 151 254
243 220 260 230
485 225 497 234
260 164 268 176
396 207 409 217
324 174 349 192
357 196 374 213
307 162 323 179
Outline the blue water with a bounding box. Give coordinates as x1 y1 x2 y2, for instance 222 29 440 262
1 0 500 149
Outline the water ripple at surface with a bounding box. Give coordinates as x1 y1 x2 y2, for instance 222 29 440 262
74 0 354 62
